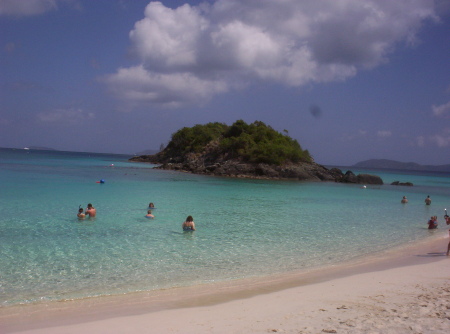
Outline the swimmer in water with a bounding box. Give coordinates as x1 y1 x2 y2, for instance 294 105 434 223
401 196 408 204
149 202 155 209
145 210 154 219
427 216 438 229
85 203 96 218
77 208 85 220
182 215 196 231
425 195 431 205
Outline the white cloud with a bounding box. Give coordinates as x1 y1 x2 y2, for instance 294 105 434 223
0 0 58 16
38 108 94 124
103 65 228 109
340 129 367 142
432 101 450 117
416 129 450 148
377 130 392 138
430 130 450 147
105 0 438 109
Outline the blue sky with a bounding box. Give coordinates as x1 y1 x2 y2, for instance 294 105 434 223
1 0 449 166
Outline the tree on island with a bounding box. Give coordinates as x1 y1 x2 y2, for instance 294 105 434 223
163 120 311 166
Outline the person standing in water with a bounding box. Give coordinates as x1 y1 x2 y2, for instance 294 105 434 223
427 216 438 229
145 210 154 219
182 215 196 231
86 203 96 218
401 196 408 204
77 207 85 220
425 195 431 205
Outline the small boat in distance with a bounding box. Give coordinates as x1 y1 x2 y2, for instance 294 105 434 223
23 147 30 150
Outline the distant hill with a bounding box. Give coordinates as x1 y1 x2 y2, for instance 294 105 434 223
353 159 450 172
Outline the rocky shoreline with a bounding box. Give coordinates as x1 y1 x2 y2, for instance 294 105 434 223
129 154 384 184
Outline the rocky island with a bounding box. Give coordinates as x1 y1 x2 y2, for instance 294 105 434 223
130 120 383 184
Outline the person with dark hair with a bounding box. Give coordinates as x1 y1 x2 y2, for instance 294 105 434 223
77 207 85 220
86 203 96 218
425 195 431 205
427 216 438 229
145 210 154 219
182 215 196 231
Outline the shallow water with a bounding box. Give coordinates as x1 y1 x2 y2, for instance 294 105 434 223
0 148 449 306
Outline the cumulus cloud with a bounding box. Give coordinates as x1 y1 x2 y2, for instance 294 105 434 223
430 130 450 147
416 128 450 148
0 0 59 16
432 101 450 117
377 130 392 138
105 0 438 109
104 65 228 108
38 108 94 124
340 129 368 142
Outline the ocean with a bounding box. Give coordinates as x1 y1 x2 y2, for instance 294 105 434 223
1 148 449 307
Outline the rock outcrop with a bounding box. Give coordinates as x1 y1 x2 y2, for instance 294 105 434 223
391 181 414 186
130 154 383 184
335 171 383 185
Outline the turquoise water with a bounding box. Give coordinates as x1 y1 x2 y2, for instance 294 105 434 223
1 148 449 306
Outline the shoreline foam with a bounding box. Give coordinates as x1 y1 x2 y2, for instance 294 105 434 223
2 234 449 333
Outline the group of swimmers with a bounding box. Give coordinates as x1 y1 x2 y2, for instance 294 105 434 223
77 201 195 232
146 202 195 231
77 203 96 219
146 202 155 219
144 202 197 231
401 194 441 228
427 216 439 229
401 195 450 255
422 212 450 256
426 212 450 256
401 195 432 205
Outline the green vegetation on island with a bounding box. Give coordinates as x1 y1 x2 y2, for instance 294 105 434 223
164 120 312 165
130 120 382 184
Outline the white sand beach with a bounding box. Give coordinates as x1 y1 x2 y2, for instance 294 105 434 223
2 237 449 334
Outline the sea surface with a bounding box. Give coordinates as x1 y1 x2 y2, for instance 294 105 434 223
1 148 449 307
